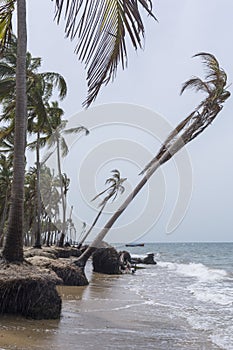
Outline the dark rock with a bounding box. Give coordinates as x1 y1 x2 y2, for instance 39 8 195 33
131 253 157 265
143 253 157 265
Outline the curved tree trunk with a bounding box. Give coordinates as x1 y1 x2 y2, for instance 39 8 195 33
77 203 106 249
2 0 27 262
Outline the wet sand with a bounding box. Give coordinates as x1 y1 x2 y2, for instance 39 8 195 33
0 261 221 350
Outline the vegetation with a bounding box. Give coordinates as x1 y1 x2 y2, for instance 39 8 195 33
0 0 155 264
78 169 127 248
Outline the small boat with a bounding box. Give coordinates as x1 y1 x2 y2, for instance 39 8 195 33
125 243 144 247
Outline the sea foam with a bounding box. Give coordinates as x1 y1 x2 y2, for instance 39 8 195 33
158 261 228 282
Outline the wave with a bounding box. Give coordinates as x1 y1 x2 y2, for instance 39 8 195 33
158 261 228 282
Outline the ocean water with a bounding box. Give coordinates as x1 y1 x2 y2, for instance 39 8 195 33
122 242 233 350
0 242 232 350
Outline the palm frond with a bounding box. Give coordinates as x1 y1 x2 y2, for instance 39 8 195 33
60 136 69 157
63 125 89 135
40 72 67 100
53 0 156 107
0 0 15 52
193 52 227 89
180 77 212 95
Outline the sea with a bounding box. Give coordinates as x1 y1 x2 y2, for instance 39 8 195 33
0 242 232 350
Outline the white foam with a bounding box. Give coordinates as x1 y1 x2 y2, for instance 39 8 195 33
176 263 227 282
158 261 228 282
211 333 233 350
189 284 233 306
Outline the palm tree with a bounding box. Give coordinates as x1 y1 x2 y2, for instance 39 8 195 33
1 0 27 262
47 119 89 247
0 0 155 262
27 76 67 249
78 169 126 248
75 53 231 267
0 36 67 249
39 166 61 246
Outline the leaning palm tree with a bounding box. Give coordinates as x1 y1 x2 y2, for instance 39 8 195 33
47 119 89 247
78 169 127 248
75 53 231 267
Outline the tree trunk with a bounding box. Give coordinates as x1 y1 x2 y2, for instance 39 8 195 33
46 217 51 246
0 187 10 247
77 203 106 249
2 0 27 262
76 133 187 267
34 131 42 248
57 139 66 247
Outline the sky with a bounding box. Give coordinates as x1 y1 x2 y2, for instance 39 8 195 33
24 1 233 243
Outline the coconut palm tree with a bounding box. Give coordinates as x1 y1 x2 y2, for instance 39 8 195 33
78 169 127 248
75 53 231 267
47 119 89 247
1 0 27 262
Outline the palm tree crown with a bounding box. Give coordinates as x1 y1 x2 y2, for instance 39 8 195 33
141 52 231 174
92 169 127 207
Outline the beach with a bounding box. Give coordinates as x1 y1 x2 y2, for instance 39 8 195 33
0 242 232 349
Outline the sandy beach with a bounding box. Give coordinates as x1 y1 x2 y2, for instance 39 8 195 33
0 248 224 350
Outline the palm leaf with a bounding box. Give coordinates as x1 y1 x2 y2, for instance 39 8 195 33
0 0 15 52
63 125 89 135
53 0 156 107
180 77 212 95
194 52 227 88
60 136 69 157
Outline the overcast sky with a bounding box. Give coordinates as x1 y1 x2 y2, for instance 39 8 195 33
25 1 233 242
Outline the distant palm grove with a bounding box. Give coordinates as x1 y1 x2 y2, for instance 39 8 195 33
0 35 86 248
